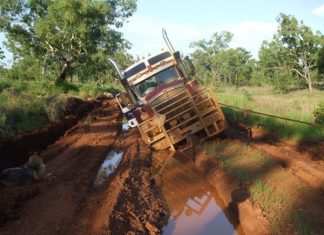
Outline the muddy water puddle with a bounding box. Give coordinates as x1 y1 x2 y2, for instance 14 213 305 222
122 118 131 132
152 151 243 235
94 149 123 186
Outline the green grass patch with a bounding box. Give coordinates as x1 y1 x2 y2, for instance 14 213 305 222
212 85 324 142
0 79 122 138
204 142 274 182
250 178 276 212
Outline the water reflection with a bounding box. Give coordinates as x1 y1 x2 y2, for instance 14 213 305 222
122 118 131 132
94 149 123 186
151 151 243 235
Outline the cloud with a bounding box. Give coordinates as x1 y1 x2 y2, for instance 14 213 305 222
312 4 324 16
221 21 277 56
120 16 204 57
120 16 278 58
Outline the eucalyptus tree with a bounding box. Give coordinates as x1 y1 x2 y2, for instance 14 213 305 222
190 31 253 86
318 47 324 78
258 40 296 92
0 0 136 81
190 31 233 84
275 13 323 92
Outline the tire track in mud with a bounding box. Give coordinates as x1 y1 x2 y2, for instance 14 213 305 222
65 113 167 234
252 142 324 190
0 99 123 235
107 136 167 235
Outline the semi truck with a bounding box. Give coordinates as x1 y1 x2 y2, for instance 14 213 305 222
109 29 226 151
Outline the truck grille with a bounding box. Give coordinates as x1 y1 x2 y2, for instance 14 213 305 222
138 86 226 151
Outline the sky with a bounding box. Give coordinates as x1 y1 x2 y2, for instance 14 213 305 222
1 0 324 65
120 0 324 58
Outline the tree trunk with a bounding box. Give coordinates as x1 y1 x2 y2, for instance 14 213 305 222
307 70 312 92
308 80 312 92
58 62 69 81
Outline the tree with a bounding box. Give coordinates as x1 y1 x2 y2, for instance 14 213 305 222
318 47 324 78
0 0 136 81
190 31 254 86
258 40 296 92
190 31 233 84
276 13 322 92
220 47 253 86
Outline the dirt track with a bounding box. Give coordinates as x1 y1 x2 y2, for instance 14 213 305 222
0 98 166 235
0 98 323 235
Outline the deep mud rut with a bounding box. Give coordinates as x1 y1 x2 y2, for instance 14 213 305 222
0 98 323 235
0 99 166 235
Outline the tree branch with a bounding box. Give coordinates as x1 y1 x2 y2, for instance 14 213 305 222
291 68 309 82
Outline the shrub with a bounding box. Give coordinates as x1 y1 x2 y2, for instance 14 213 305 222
313 102 324 125
242 88 254 102
0 80 10 92
45 95 67 122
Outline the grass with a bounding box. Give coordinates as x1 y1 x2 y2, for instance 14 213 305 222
250 178 276 213
212 85 324 142
205 141 321 235
0 78 122 138
290 210 310 235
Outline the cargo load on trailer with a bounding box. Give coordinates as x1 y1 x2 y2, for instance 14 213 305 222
110 29 227 151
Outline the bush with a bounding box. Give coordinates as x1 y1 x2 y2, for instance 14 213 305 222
45 95 68 122
313 102 324 125
242 89 254 102
0 80 10 92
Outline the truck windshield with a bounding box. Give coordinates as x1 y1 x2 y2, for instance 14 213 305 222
135 67 179 97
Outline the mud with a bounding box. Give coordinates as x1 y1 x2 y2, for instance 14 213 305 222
153 151 244 235
0 99 166 235
1 97 323 235
195 127 324 235
226 126 324 191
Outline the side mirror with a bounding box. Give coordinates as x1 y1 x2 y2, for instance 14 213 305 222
116 91 134 113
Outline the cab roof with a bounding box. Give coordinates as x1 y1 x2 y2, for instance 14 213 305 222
123 50 176 83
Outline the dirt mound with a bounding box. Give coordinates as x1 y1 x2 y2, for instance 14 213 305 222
0 97 98 171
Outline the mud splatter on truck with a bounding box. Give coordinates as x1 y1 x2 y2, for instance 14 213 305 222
110 29 227 152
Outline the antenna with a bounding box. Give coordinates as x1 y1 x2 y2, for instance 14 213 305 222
162 28 175 54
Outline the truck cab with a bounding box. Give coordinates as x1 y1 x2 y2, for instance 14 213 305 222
112 30 227 151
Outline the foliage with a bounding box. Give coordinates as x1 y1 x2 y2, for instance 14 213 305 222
313 102 324 125
0 78 122 137
190 31 254 86
0 0 136 81
7 55 50 80
318 47 324 77
45 95 68 122
258 40 296 93
242 89 254 102
258 14 323 92
189 14 323 92
215 86 324 142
